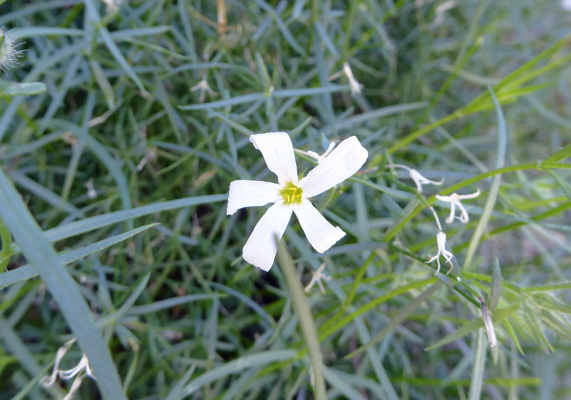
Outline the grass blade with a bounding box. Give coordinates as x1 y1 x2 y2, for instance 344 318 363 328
0 224 158 290
0 169 127 400
464 88 507 268
179 350 296 397
345 282 442 359
41 194 227 244
468 329 487 400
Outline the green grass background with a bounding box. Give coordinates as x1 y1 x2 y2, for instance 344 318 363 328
1 0 571 399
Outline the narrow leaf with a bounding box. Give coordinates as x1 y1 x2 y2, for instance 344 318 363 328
468 329 487 400
0 169 127 400
0 81 47 96
426 302 520 351
490 257 502 310
0 223 158 290
346 282 442 358
464 88 507 268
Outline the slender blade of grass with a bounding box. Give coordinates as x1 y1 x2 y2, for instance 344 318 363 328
0 223 158 290
464 88 507 269
468 329 487 400
0 169 127 400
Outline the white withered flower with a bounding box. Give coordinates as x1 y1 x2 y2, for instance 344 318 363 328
426 231 453 274
296 140 336 164
343 62 364 96
40 339 96 400
305 262 331 294
386 164 444 193
0 28 23 70
435 190 480 224
227 132 368 271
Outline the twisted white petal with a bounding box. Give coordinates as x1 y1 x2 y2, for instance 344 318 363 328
409 169 444 192
227 180 281 215
343 62 363 96
294 199 345 253
242 202 293 271
250 132 298 185
300 136 368 198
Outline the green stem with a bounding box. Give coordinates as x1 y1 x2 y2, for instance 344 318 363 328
277 240 326 400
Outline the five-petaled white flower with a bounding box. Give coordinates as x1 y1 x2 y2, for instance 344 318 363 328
435 190 480 224
227 132 368 271
426 231 453 274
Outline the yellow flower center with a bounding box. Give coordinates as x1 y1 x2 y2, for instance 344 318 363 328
280 182 303 205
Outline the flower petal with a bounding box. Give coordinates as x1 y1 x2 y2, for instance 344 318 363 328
299 136 368 198
250 132 298 185
227 180 281 215
293 199 345 253
242 202 293 271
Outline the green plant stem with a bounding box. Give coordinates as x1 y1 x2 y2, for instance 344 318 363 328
277 240 326 400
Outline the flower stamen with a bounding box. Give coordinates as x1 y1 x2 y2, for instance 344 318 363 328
280 182 303 205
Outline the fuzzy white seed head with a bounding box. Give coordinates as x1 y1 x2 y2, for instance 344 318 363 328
0 28 23 71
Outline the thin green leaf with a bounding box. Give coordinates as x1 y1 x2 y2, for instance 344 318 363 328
83 0 146 92
322 367 367 400
0 223 159 290
546 169 571 203
0 81 47 96
464 88 507 268
346 282 442 359
468 329 487 400
40 194 227 245
545 143 571 162
179 350 297 397
426 302 520 351
0 169 127 400
490 257 502 310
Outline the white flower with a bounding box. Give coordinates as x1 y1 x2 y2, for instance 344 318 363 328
0 27 23 70
227 132 368 271
342 62 364 96
426 231 453 274
387 164 444 193
562 0 571 11
305 262 331 294
435 190 480 223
